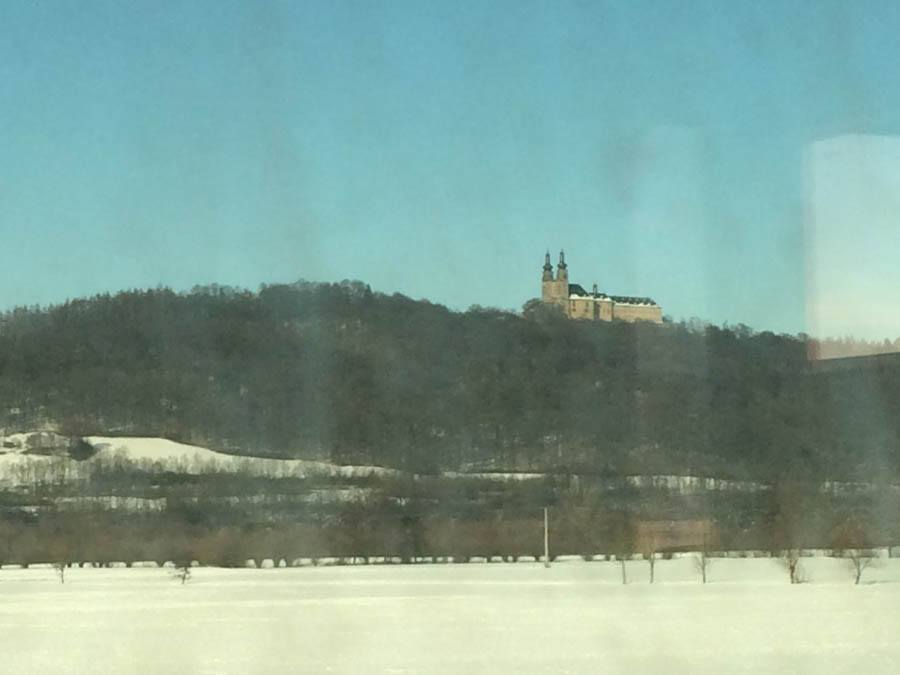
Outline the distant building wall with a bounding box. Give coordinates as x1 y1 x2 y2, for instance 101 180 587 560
611 304 663 323
542 279 568 307
541 251 662 324
567 297 606 320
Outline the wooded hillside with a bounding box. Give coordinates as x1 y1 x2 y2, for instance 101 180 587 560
1 280 898 482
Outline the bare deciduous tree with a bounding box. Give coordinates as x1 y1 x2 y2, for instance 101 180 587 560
172 550 194 584
831 519 877 585
610 512 635 585
694 548 710 584
779 548 804 584
53 561 67 584
177 564 191 584
636 527 658 584
48 537 72 584
844 548 876 585
693 524 719 584
770 476 815 584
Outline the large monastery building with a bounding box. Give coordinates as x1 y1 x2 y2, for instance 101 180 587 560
541 251 662 323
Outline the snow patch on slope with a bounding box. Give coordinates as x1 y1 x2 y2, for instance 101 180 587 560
87 437 229 464
84 436 403 479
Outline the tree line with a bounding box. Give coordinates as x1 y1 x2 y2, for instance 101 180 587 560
0 476 893 577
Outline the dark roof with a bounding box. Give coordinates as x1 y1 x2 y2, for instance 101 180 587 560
567 284 656 306
609 295 657 306
568 284 590 296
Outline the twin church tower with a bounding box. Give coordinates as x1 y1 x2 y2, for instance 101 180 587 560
541 251 662 323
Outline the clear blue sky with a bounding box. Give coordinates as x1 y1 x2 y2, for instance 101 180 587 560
3 1 900 338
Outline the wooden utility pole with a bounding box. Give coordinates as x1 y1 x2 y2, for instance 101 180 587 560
544 507 550 568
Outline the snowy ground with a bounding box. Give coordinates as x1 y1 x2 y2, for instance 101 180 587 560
1 559 898 674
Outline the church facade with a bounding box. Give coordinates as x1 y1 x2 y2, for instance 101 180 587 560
541 251 663 323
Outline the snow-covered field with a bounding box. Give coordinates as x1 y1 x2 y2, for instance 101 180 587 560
1 559 898 674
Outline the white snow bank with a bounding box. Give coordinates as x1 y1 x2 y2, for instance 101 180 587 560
0 431 69 453
86 436 233 463
84 436 404 479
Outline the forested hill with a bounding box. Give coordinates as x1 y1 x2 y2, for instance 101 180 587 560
1 281 898 482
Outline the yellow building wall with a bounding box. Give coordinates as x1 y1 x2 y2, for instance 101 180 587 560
542 279 569 307
611 304 663 323
565 298 659 323
568 298 596 319
597 300 613 321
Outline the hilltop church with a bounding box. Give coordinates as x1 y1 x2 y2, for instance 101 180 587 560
541 251 663 323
